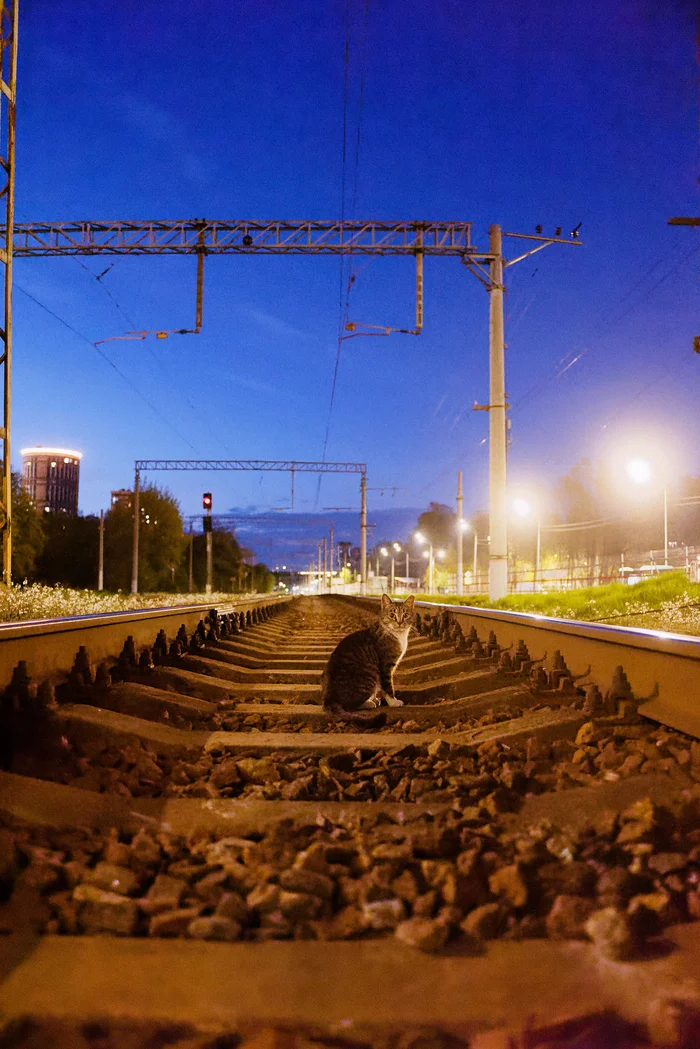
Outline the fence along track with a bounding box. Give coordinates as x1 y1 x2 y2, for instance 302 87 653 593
1 595 700 1047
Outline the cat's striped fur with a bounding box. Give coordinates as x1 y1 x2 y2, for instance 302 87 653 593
321 594 415 723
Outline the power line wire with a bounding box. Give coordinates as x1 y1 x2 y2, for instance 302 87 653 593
15 205 232 450
511 241 700 415
315 0 353 508
15 282 199 452
316 0 371 508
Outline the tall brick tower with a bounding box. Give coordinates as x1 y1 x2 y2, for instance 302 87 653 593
21 446 82 515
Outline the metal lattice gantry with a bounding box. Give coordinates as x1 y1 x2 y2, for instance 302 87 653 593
132 458 368 595
0 0 16 585
11 220 473 257
135 459 366 472
13 215 581 599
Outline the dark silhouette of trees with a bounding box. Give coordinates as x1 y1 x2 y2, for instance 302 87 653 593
104 484 185 592
10 472 46 581
38 514 100 588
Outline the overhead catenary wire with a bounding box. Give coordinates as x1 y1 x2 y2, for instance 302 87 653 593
316 0 370 509
511 241 700 416
15 282 199 452
15 205 232 451
415 241 700 501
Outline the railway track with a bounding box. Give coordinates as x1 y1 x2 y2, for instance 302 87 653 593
1 594 700 1048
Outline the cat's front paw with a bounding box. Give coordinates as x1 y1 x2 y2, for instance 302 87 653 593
386 696 404 707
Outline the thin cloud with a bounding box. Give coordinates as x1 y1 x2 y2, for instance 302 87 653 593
246 308 309 340
225 372 282 396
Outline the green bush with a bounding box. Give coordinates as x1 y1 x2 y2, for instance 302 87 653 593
414 571 700 622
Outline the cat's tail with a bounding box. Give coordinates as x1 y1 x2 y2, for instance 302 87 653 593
324 704 387 729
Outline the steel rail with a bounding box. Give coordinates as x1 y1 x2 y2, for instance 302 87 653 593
355 597 700 739
0 595 289 688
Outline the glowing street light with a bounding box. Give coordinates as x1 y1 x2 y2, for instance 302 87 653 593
415 531 435 594
458 518 479 588
511 497 541 589
625 457 653 486
379 544 401 592
456 517 469 598
625 457 668 565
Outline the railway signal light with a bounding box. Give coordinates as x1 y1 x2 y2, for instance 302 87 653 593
202 492 212 511
202 515 213 533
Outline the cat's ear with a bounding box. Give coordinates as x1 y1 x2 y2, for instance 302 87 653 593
403 595 415 610
380 594 392 609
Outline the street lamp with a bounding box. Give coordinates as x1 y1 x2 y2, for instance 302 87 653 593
457 518 479 596
390 543 401 591
457 518 468 597
625 457 668 566
415 531 435 594
512 497 541 591
379 546 391 591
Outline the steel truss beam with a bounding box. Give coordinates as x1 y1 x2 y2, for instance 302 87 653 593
135 459 366 473
9 219 472 257
0 0 16 585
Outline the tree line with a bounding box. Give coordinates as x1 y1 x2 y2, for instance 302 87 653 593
10 477 274 593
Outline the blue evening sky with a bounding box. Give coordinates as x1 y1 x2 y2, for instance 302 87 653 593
13 0 699 564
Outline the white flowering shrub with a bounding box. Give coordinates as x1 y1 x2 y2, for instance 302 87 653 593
0 583 247 624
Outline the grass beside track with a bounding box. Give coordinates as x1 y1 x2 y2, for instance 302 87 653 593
413 571 700 636
0 583 257 623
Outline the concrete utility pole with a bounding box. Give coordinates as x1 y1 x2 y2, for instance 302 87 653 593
329 524 334 594
466 225 581 598
0 1 17 586
322 536 327 592
98 510 104 590
360 474 367 596
131 470 140 594
456 470 464 597
488 225 508 600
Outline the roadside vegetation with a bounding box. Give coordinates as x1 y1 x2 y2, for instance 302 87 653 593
0 584 261 624
414 571 700 635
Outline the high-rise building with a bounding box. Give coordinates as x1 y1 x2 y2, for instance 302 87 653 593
21 446 82 515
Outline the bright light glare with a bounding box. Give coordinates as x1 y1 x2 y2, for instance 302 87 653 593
380 547 388 556
422 550 429 559
437 549 446 559
512 498 531 518
414 531 425 543
626 457 653 486
458 518 470 532
393 542 401 552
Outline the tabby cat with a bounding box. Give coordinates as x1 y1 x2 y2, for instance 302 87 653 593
321 594 415 722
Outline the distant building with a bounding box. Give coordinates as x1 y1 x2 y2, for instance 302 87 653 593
21 446 82 515
110 489 132 509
